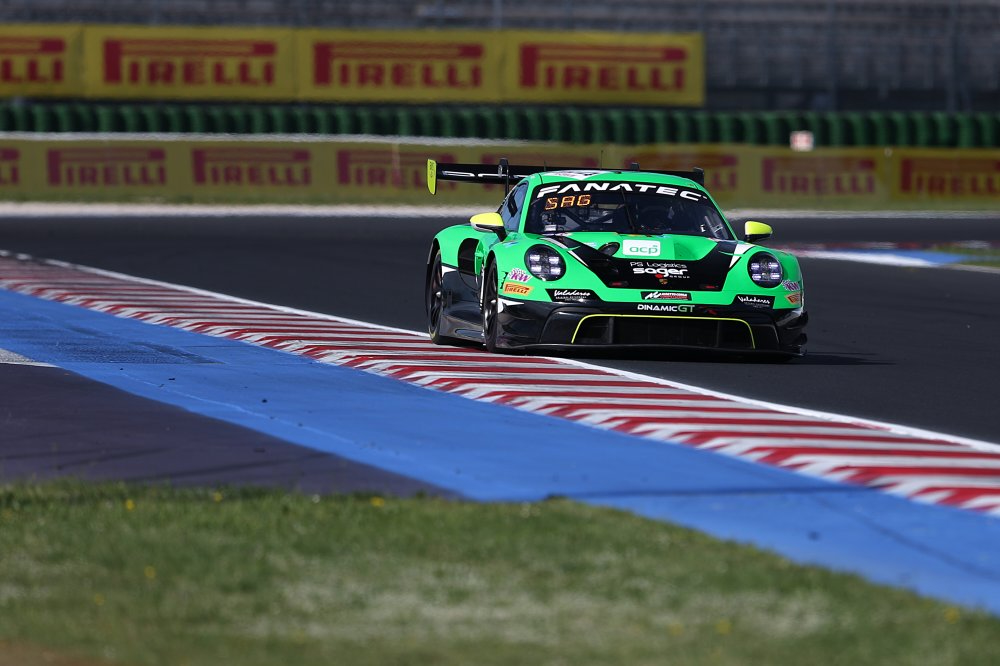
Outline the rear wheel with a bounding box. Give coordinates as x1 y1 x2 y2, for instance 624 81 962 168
426 250 454 345
482 261 502 353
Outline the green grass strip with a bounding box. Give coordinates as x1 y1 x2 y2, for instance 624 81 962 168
1 481 998 666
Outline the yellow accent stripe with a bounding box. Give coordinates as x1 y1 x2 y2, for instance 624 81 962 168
570 314 756 348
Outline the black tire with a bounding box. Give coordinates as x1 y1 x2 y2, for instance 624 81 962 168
426 250 454 345
482 261 502 353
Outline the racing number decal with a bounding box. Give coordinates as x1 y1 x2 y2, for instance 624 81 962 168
544 194 591 210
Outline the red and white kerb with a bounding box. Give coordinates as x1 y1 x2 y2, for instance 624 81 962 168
2 253 999 516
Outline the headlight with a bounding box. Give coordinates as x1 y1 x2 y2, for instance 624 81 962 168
525 245 565 281
747 252 783 287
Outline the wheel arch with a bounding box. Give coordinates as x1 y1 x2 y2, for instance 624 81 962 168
481 249 501 302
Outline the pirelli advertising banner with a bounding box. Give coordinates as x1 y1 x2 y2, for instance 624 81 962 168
0 25 84 97
0 137 995 210
82 25 296 101
0 139 329 202
613 145 894 209
0 138 592 204
503 30 703 106
742 148 894 209
297 29 503 104
890 150 1000 204
7 24 703 105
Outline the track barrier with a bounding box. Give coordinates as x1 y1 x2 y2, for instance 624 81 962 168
0 135 994 210
2 103 997 149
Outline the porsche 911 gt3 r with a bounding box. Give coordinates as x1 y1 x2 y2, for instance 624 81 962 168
425 159 807 358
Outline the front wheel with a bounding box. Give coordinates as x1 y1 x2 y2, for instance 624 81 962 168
482 261 502 353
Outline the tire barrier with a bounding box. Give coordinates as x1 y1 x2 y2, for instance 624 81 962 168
1 103 997 149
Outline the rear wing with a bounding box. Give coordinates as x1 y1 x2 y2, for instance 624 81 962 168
427 159 704 195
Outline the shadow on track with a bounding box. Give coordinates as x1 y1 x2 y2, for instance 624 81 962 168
554 348 888 366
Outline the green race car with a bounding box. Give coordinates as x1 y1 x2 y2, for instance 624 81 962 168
425 159 807 358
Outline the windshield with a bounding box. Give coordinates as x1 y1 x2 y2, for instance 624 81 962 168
524 181 733 240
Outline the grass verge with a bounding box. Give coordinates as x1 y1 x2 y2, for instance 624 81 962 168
1 481 998 666
933 242 1000 269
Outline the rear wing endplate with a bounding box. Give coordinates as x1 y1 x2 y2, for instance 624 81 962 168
427 159 704 196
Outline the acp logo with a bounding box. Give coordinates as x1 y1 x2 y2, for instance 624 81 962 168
622 239 660 257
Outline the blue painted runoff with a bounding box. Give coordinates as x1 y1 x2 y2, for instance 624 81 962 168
852 249 974 264
2 287 1000 614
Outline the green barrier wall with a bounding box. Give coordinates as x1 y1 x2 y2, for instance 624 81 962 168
1 103 998 148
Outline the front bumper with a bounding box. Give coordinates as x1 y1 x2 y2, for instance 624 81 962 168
496 299 808 355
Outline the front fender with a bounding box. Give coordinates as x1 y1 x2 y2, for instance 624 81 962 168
433 224 501 274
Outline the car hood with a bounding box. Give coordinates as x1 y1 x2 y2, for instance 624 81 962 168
545 233 749 291
559 232 723 261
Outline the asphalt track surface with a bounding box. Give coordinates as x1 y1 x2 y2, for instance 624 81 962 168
0 212 997 445
0 362 456 496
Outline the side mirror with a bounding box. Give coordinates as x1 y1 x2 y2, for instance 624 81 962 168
470 212 507 238
744 220 773 244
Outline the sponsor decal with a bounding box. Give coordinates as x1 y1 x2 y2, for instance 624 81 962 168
336 149 456 189
735 294 773 309
506 267 531 283
630 260 689 277
313 40 484 91
534 181 704 201
0 35 66 85
519 42 690 94
46 147 166 187
548 289 598 302
622 239 660 257
0 148 20 186
762 156 879 196
781 280 801 291
641 291 689 301
502 282 533 296
636 303 694 313
786 292 803 305
193 147 311 186
102 37 278 88
899 157 1000 197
